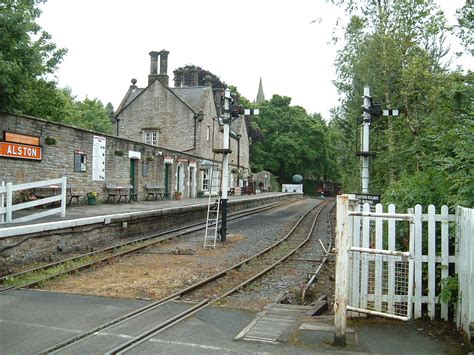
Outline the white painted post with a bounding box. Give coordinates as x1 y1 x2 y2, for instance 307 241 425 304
440 205 449 320
407 208 415 320
334 195 350 346
0 181 4 224
427 205 436 319
60 176 67 217
374 203 383 311
6 182 13 223
414 205 423 318
388 204 396 314
350 203 361 316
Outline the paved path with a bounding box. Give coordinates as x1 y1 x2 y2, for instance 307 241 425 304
0 289 458 354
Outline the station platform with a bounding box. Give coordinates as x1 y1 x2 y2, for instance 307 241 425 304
0 192 297 238
0 192 301 270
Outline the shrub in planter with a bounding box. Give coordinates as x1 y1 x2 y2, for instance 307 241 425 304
174 191 182 200
197 190 205 198
87 191 99 205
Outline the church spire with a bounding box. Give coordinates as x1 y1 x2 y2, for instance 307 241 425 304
256 77 265 103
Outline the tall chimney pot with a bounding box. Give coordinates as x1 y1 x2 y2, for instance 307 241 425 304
148 51 160 85
158 50 170 86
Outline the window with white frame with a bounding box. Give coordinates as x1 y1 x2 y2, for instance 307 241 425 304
144 131 158 146
202 168 210 191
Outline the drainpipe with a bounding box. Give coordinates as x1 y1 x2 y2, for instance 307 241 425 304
237 134 241 171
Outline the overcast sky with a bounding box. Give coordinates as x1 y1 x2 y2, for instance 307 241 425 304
37 0 468 120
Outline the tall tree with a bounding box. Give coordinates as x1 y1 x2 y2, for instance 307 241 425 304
0 0 67 114
330 0 473 207
250 95 334 183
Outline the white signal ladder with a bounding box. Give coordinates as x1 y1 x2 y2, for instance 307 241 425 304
203 161 221 248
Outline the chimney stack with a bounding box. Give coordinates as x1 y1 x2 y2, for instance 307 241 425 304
158 50 169 86
148 51 160 85
192 68 199 87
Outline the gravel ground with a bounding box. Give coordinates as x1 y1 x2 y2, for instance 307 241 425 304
46 199 320 299
223 199 336 311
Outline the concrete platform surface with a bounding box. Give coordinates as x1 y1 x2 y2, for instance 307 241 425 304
0 289 462 354
1 192 294 237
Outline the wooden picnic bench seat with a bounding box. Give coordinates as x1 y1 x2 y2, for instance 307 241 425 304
106 184 138 203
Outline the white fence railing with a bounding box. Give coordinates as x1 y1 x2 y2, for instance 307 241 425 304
335 195 473 344
457 206 474 340
0 177 67 224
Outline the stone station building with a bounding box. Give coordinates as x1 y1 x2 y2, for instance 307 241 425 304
0 111 244 203
0 51 252 203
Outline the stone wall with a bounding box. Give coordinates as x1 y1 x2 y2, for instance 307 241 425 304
0 112 215 201
0 194 300 273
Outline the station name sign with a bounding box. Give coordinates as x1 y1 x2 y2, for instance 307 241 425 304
0 131 42 161
352 193 381 205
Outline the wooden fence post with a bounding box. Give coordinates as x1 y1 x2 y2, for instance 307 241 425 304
334 194 350 346
60 176 67 217
0 181 4 224
6 182 13 223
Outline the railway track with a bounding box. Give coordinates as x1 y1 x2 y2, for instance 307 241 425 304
0 200 293 294
40 199 332 354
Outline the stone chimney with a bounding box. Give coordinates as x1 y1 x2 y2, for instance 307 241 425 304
158 50 169 86
148 51 160 85
192 68 199 87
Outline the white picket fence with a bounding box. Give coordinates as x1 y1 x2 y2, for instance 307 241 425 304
456 206 474 339
335 195 473 343
0 177 67 224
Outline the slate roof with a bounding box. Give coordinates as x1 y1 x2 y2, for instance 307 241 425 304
171 87 208 113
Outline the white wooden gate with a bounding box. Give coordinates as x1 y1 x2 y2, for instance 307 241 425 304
346 203 414 321
334 195 460 345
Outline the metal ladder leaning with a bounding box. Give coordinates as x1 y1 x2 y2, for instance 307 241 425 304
203 160 221 248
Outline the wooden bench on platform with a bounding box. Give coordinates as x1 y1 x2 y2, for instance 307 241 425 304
106 184 138 203
145 184 169 200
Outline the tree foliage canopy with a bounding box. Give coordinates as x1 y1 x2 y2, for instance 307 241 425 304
329 0 473 208
0 0 113 134
249 95 337 184
173 65 226 88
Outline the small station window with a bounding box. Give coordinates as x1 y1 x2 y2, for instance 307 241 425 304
144 131 158 146
74 149 87 172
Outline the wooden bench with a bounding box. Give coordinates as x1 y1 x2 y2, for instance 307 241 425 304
145 184 166 201
106 184 138 203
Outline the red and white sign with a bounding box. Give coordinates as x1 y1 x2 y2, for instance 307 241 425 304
0 142 42 160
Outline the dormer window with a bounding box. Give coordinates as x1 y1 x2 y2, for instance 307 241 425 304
144 130 158 146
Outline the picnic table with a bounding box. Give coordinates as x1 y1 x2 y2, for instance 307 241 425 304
105 184 137 203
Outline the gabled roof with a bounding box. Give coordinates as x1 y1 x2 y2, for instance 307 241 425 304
115 80 203 117
171 87 209 113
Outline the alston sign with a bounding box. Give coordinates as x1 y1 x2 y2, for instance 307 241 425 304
0 142 42 161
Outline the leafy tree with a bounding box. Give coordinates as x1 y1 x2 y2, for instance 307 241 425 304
67 98 113 134
173 65 226 88
250 95 335 183
0 0 67 113
329 0 473 207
